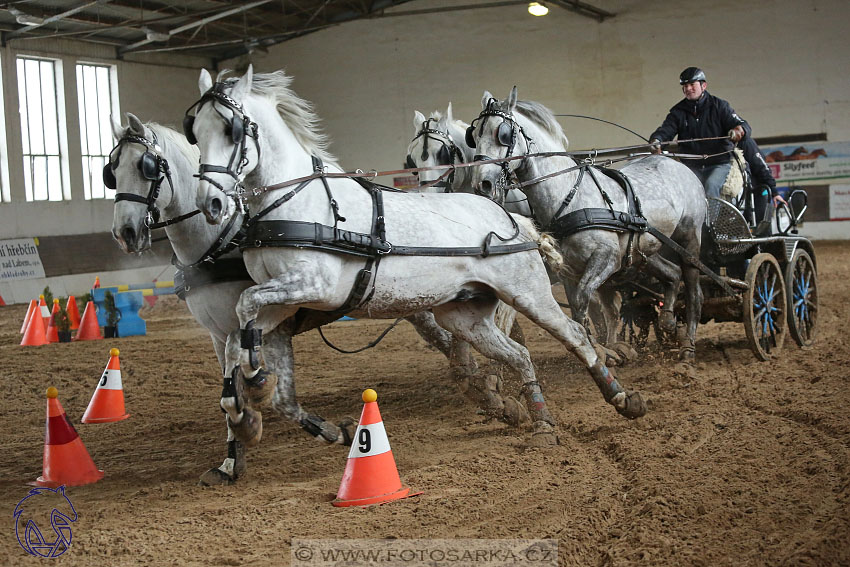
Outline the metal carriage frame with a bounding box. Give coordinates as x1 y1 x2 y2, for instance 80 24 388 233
621 188 819 361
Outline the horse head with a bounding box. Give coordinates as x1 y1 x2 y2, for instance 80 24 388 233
467 86 528 205
405 104 464 191
190 66 260 225
110 113 184 254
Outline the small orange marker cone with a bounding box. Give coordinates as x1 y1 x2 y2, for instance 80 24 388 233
21 306 48 346
45 299 60 343
92 276 100 289
35 387 104 487
66 296 81 331
20 299 37 333
332 389 417 507
38 295 51 333
74 301 102 341
0 294 5 306
82 348 129 423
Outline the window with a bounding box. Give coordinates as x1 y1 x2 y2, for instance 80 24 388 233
17 57 67 201
76 63 118 200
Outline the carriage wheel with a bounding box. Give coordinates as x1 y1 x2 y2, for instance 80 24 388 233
743 253 787 361
785 249 818 347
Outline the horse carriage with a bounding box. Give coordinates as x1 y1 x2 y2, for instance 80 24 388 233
620 172 818 361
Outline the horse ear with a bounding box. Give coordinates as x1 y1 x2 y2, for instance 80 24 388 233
111 115 124 141
445 102 454 124
481 91 493 109
126 113 145 136
413 110 426 131
507 86 518 112
231 64 253 102
199 69 213 94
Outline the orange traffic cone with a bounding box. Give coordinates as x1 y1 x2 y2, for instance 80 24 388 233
74 301 102 341
332 389 416 507
34 387 104 487
82 348 129 423
66 296 81 331
20 299 37 333
38 295 51 333
92 276 100 289
46 299 60 343
0 294 5 306
21 306 48 346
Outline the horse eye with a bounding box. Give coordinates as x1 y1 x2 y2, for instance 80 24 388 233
224 125 233 137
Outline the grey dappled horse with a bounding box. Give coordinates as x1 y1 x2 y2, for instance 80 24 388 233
187 67 646 450
468 87 706 359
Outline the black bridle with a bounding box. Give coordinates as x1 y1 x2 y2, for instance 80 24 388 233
405 118 462 190
105 131 184 229
183 81 261 202
465 99 533 201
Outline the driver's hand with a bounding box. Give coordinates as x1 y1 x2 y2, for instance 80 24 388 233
649 139 662 154
773 194 786 207
729 125 745 143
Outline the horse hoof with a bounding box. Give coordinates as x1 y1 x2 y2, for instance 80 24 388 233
614 391 647 420
244 369 278 407
229 408 263 447
678 348 696 362
338 417 358 446
612 341 639 363
529 420 559 447
502 396 531 427
594 344 621 367
658 310 676 333
198 467 236 486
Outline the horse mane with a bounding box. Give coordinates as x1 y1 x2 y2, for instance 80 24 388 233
146 122 200 163
512 99 569 149
217 70 338 167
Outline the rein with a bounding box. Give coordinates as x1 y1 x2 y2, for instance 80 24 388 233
244 136 735 198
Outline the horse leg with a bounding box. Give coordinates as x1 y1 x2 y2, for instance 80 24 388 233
563 262 624 366
220 330 264 447
507 283 646 421
199 421 247 486
404 310 454 359
644 254 683 333
264 325 356 445
435 299 555 444
680 263 704 361
199 334 249 486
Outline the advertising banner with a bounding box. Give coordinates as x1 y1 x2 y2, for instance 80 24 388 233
762 141 850 183
0 238 45 281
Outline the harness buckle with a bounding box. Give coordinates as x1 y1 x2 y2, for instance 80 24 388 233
377 241 393 255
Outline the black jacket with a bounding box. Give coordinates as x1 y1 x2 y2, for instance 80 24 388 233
650 91 750 166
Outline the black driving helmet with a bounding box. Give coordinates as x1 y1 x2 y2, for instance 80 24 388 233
679 67 706 85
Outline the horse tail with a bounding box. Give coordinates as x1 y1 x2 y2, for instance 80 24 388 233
512 214 564 271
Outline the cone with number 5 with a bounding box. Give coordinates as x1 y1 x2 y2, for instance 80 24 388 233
82 348 130 423
332 389 416 507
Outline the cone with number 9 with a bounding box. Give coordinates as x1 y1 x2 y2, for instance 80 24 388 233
332 389 415 507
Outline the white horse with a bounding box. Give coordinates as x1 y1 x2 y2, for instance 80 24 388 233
188 66 647 450
468 88 706 360
109 115 375 486
405 103 531 216
108 114 504 484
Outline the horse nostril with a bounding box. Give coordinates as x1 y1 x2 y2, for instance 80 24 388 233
121 226 136 246
208 197 222 220
480 179 493 196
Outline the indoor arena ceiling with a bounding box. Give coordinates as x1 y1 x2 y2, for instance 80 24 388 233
0 1 614 63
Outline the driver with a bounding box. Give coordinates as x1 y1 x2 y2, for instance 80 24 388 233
649 67 750 199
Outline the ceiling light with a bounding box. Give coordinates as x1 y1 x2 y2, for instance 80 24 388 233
142 27 170 42
528 2 549 16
